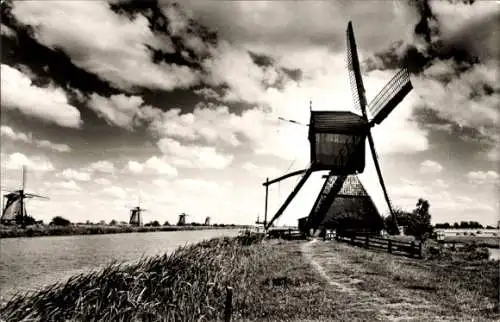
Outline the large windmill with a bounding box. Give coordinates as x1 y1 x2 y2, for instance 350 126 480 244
263 21 413 234
1 166 49 226
129 192 146 226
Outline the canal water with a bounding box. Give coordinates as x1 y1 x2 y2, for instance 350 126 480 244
488 248 500 260
0 229 240 302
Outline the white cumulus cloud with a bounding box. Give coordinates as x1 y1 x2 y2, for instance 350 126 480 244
1 64 82 128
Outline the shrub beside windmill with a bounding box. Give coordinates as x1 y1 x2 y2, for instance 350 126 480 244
1 166 49 226
263 21 413 235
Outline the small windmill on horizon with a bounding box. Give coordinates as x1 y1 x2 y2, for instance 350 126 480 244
264 21 413 234
177 213 188 226
128 190 146 226
1 166 49 226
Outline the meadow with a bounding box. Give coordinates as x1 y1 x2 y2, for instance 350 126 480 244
1 234 498 321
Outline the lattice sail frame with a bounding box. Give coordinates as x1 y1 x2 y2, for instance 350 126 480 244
346 22 367 116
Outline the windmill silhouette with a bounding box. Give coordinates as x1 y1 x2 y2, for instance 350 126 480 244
128 191 146 226
177 213 188 226
1 166 49 226
264 21 413 234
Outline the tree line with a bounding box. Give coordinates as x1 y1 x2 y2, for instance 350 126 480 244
434 221 498 229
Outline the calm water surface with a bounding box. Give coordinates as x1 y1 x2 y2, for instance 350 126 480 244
489 248 500 260
0 229 239 302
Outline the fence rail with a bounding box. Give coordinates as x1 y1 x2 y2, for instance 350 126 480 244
335 234 423 258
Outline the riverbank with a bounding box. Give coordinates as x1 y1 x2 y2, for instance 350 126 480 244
1 236 498 321
0 224 247 239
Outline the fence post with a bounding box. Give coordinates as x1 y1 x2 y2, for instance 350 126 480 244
365 236 369 249
388 240 392 253
351 235 355 245
418 242 423 258
224 286 233 322
410 241 415 257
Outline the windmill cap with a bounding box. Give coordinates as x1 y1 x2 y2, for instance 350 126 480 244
309 111 368 135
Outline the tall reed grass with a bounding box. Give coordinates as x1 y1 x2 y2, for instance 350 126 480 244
0 235 264 321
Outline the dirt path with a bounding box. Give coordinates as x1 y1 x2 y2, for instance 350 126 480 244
300 239 473 322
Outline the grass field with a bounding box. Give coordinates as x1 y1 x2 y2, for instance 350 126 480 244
440 236 499 248
0 224 245 239
1 235 498 321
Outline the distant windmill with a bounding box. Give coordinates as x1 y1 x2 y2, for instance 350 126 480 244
1 166 49 226
177 213 188 226
128 191 146 226
263 21 413 234
204 216 211 226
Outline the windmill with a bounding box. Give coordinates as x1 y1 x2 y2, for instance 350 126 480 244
128 191 146 226
204 216 211 226
177 213 188 226
1 166 49 226
263 21 412 234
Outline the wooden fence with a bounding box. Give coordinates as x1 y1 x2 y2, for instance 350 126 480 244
335 234 423 258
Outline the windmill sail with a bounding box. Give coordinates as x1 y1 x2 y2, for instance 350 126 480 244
367 68 413 125
346 21 368 117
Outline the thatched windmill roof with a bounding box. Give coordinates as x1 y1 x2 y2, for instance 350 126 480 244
319 176 384 232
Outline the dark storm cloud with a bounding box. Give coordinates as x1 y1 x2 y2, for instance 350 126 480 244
111 0 218 67
412 106 491 144
2 1 220 95
363 0 489 75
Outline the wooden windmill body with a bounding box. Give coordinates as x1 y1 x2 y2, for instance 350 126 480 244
1 166 49 226
263 22 413 234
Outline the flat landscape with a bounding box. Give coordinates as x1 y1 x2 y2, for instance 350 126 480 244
0 224 244 238
1 236 498 321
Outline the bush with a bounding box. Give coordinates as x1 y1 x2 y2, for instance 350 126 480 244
50 216 71 226
456 243 490 261
421 240 452 260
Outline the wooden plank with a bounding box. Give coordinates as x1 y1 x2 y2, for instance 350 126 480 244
262 169 307 186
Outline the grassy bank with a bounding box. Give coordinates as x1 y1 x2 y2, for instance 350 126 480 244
1 236 498 321
0 224 246 239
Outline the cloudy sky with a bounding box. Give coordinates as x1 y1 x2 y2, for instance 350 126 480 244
1 0 498 226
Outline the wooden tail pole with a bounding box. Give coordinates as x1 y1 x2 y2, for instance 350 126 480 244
265 165 314 230
264 178 269 229
224 286 233 322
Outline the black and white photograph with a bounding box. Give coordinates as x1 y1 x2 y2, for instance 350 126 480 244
0 0 499 321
